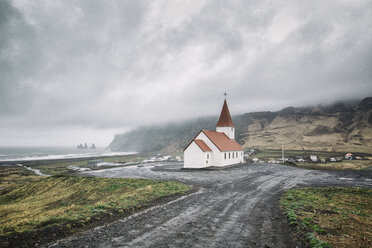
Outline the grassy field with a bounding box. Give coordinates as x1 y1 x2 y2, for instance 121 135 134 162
280 187 372 248
252 149 346 160
295 160 372 170
0 176 190 236
0 166 43 189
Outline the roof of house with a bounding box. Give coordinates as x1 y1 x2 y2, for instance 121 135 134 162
183 130 244 152
216 99 234 127
193 139 212 152
202 130 243 151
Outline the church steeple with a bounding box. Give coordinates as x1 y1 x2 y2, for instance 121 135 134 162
216 99 234 127
216 97 235 139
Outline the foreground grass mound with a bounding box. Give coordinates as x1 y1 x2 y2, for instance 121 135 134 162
280 187 372 248
0 175 190 236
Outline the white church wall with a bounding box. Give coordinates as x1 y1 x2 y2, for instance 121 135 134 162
216 127 235 139
184 141 210 168
195 132 221 166
195 131 243 167
217 150 244 167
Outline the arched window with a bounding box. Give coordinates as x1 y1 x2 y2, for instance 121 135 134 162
229 153 231 159
207 154 209 159
224 153 226 159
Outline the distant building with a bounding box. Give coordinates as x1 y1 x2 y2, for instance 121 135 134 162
310 155 318 162
183 99 244 168
87 160 104 167
345 153 353 160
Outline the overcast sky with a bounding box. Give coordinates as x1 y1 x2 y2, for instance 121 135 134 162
1 0 372 147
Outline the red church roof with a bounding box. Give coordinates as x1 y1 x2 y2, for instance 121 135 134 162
202 130 243 152
193 139 212 152
183 130 243 152
216 100 234 127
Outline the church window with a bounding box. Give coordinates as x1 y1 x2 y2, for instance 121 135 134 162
229 153 231 159
207 154 209 159
206 160 208 164
233 152 234 158
236 152 238 157
231 127 233 131
224 153 226 159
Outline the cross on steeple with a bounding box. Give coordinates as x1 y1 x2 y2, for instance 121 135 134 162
223 92 227 99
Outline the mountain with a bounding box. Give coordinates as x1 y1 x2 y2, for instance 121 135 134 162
108 97 372 154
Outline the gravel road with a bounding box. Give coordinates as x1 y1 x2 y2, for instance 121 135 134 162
49 163 372 248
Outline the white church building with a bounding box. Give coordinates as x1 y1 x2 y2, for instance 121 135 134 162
183 99 244 168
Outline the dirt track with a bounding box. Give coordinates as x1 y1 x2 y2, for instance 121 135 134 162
49 163 372 248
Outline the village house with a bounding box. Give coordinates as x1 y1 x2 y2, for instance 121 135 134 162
345 153 353 160
310 155 318 162
183 99 244 168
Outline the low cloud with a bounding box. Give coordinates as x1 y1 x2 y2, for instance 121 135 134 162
1 0 371 146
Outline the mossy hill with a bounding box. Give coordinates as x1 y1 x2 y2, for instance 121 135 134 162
108 97 372 154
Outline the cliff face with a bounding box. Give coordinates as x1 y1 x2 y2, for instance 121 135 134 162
108 97 372 154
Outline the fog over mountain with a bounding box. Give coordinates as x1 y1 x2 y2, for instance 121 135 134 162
1 0 372 146
108 97 372 153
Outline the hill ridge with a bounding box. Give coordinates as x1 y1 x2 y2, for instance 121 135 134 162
108 97 372 154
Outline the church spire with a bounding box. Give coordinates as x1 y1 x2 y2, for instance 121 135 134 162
216 99 234 127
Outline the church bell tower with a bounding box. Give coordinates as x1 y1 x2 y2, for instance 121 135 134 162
216 96 235 140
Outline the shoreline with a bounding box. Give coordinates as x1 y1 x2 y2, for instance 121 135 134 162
0 153 143 177
0 153 138 166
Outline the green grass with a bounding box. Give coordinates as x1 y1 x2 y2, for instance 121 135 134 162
0 176 190 236
0 166 42 189
252 149 345 160
297 160 372 170
280 187 372 248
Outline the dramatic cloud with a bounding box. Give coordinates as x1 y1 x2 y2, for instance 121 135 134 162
1 0 372 146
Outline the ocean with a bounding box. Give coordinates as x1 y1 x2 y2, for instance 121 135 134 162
0 146 136 162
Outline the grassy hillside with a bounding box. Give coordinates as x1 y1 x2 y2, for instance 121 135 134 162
241 98 372 153
0 166 42 189
108 97 372 154
0 176 189 237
